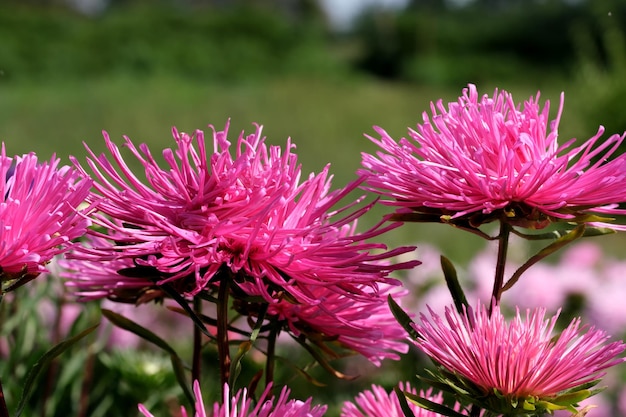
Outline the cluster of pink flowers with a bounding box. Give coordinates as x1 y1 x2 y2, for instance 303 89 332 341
61 122 419 363
361 84 626 416
340 383 471 417
139 381 327 417
3 82 626 417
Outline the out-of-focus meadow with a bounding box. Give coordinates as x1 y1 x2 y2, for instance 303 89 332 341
1 0 626 415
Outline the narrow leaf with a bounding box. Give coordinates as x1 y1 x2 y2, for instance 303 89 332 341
16 324 99 417
102 309 176 355
273 355 327 387
159 283 212 339
101 309 194 404
229 304 267 387
503 225 585 292
393 387 416 417
513 225 615 240
570 405 596 417
440 256 468 314
388 295 420 340
170 354 194 406
290 335 357 380
403 391 467 417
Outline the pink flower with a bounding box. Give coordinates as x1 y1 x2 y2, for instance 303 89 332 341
341 382 473 417
412 302 625 415
65 123 417 302
138 381 327 417
361 84 626 229
0 145 91 288
62 236 161 303
63 123 418 363
266 283 409 365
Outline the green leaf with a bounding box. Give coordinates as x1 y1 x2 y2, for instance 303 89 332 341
403 390 468 417
102 309 176 355
273 354 327 387
550 389 592 406
159 283 212 340
16 324 99 417
512 225 615 240
388 295 420 340
393 387 416 417
228 304 267 387
440 256 468 314
290 335 357 380
502 225 585 292
101 309 193 405
569 405 597 417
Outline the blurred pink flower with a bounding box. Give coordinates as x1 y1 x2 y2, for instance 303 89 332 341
65 123 417 302
0 145 92 288
361 84 626 229
341 382 473 417
413 302 625 415
138 381 327 417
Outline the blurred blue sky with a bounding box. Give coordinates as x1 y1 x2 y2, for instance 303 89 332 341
319 0 409 29
64 0 412 28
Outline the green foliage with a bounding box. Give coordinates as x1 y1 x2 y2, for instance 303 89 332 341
0 3 345 82
571 6 626 152
352 1 626 86
0 277 182 416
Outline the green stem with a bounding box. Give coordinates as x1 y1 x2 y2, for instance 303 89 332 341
489 222 511 315
265 323 279 390
469 405 481 417
192 296 202 386
217 278 231 399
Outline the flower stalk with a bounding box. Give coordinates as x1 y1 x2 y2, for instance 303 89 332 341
490 221 511 315
217 275 231 399
192 296 203 386
265 322 279 389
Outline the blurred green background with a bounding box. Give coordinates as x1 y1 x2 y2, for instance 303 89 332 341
1 0 626 415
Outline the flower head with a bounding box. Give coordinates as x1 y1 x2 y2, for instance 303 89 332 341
63 123 418 363
412 302 626 415
0 144 92 290
362 84 626 229
65 122 417 302
138 381 327 417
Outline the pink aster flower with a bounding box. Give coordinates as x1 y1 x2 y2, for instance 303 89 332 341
0 144 92 289
341 382 475 417
361 84 626 229
62 123 418 364
65 122 417 303
138 381 327 417
413 302 626 415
